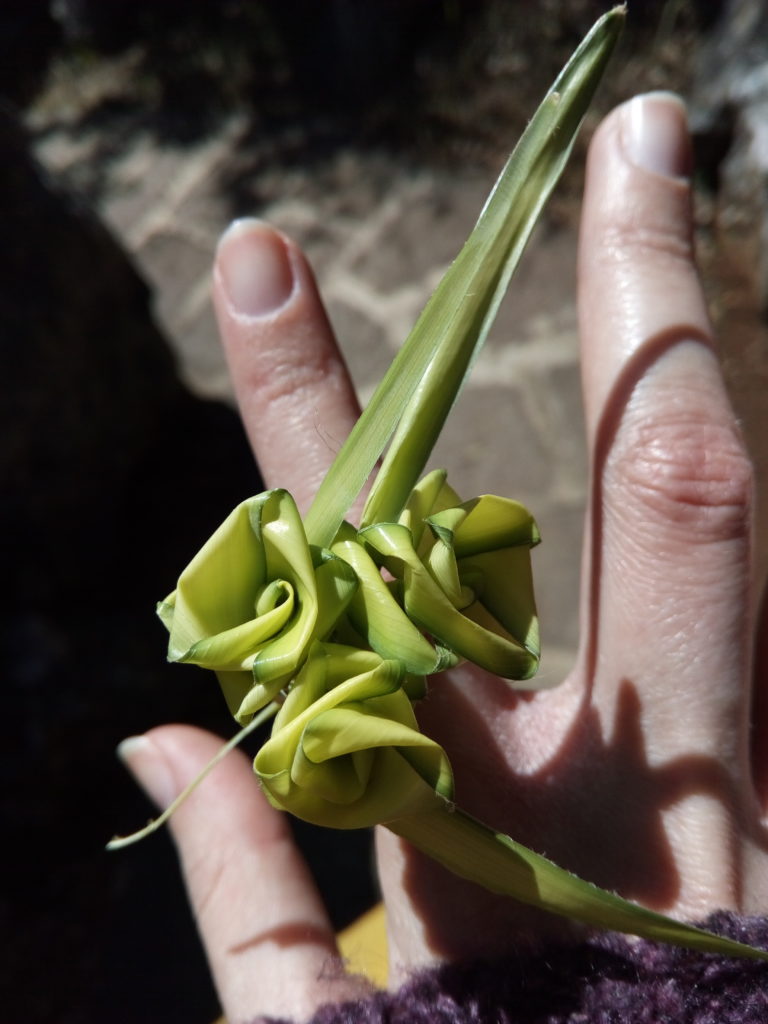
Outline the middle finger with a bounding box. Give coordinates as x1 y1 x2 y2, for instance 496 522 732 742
212 218 361 511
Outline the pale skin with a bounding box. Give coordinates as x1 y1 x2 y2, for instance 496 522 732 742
120 93 768 1022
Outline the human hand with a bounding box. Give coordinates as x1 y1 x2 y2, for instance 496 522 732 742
119 92 768 1021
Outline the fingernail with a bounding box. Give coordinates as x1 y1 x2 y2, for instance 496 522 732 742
217 218 294 317
117 735 178 809
621 92 692 180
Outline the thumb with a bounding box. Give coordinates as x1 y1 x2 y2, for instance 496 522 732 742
118 725 370 1021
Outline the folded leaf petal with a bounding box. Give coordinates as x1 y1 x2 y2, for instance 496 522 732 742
361 473 540 681
255 643 451 828
158 491 357 721
331 525 456 675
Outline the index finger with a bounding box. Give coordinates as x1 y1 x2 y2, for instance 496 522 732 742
212 218 361 513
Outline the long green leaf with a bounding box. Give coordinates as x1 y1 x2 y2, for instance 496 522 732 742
390 802 768 961
303 6 625 547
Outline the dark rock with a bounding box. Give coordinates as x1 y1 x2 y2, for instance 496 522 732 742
0 104 263 1023
690 0 768 312
1 103 376 1024
0 105 266 607
0 2 60 106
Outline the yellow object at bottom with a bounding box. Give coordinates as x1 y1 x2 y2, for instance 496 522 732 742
337 901 388 987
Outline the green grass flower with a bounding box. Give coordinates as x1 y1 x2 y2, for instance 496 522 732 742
362 469 540 680
157 489 357 722
255 642 451 829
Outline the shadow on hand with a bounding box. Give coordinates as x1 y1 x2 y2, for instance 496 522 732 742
401 322 766 961
404 672 747 960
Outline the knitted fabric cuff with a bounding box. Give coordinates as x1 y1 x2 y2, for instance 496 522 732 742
264 911 768 1024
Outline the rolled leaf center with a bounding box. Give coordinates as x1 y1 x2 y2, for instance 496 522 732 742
255 579 293 616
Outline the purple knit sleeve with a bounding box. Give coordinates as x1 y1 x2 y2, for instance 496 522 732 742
261 911 768 1024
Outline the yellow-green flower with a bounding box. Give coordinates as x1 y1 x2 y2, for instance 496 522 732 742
255 642 453 829
157 490 357 722
361 470 540 680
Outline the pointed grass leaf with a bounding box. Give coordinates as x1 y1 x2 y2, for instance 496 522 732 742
390 804 768 962
302 7 625 547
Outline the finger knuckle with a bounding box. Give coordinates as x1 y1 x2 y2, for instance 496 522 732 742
609 412 753 544
251 343 338 408
597 220 694 272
